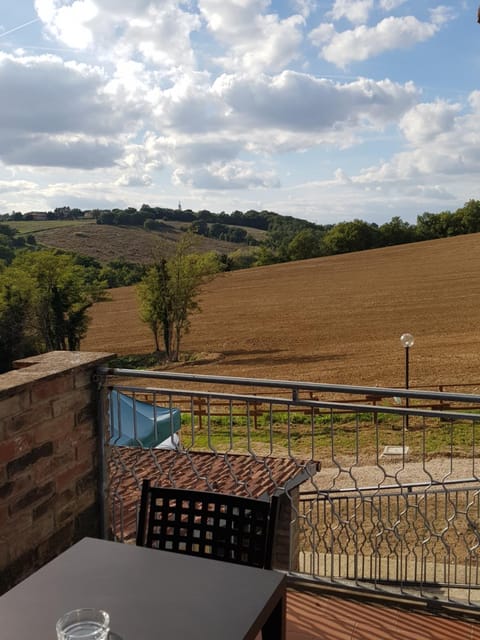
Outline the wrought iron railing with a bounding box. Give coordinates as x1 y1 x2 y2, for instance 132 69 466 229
97 367 480 608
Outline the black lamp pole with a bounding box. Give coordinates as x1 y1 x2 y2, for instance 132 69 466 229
405 345 410 390
400 333 414 430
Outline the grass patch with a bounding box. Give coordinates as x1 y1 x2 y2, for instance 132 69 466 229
6 219 96 235
177 409 480 460
107 353 165 369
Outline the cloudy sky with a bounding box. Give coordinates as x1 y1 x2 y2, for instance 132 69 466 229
0 0 478 224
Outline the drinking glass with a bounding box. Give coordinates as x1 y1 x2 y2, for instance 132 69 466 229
56 608 110 640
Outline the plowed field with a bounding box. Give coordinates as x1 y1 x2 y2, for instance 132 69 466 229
82 233 480 389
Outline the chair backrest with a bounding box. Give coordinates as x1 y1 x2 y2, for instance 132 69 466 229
136 480 278 569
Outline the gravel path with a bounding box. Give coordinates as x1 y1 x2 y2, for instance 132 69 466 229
308 456 479 491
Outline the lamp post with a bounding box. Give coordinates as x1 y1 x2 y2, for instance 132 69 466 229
400 333 414 429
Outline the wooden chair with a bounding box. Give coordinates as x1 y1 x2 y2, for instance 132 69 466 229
136 480 278 569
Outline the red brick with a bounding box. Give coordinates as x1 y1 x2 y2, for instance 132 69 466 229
35 450 76 482
2 473 33 501
56 460 91 492
2 402 53 436
75 488 97 512
9 481 55 514
74 370 93 389
32 457 57 482
0 440 16 464
54 490 77 526
76 440 95 463
7 443 53 478
55 488 75 511
6 514 34 558
0 391 31 421
73 421 95 442
30 375 73 404
51 388 92 419
0 435 34 466
34 413 75 445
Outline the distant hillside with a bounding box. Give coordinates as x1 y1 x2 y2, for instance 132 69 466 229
8 219 264 264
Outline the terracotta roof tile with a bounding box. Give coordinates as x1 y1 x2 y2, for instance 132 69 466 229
285 588 480 640
109 447 317 542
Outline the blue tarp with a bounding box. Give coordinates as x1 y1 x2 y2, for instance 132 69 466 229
109 390 181 449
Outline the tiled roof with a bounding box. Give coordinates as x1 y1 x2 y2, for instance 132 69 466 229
109 447 318 542
285 587 480 640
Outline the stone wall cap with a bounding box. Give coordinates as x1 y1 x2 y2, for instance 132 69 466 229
14 351 114 371
0 351 115 396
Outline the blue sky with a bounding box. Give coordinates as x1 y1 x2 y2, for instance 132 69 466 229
0 0 478 224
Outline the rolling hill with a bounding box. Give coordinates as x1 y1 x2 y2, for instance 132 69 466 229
82 233 480 389
7 219 263 264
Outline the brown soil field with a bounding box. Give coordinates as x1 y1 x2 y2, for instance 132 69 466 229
82 233 480 389
34 222 256 264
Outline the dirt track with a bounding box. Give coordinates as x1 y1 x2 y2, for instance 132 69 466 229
82 233 480 390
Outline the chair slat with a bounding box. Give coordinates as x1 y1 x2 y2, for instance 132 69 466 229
137 481 278 569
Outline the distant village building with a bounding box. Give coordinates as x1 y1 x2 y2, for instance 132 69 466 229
25 211 48 221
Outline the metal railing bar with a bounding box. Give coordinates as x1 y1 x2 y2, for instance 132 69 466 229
99 367 480 404
108 384 480 422
300 478 480 498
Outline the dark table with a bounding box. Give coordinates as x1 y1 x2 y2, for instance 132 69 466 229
0 537 286 639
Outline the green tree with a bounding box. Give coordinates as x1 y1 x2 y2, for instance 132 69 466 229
455 200 480 234
0 281 36 372
1 250 107 354
137 237 220 361
322 219 380 255
137 259 171 353
287 229 322 261
379 216 415 246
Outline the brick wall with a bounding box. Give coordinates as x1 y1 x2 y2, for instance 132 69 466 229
0 351 113 594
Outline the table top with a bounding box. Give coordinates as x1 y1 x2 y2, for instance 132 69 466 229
0 537 286 640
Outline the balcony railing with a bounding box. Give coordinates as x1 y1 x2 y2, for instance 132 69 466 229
97 367 480 609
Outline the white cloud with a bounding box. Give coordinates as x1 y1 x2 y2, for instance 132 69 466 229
35 0 98 48
327 0 374 25
379 0 407 10
115 173 153 187
171 139 242 166
35 0 201 71
430 5 456 26
0 179 38 194
173 160 280 190
213 71 417 136
120 4 201 69
399 101 461 145
290 0 315 18
199 0 305 72
151 72 226 134
0 52 139 168
311 15 444 67
353 92 480 186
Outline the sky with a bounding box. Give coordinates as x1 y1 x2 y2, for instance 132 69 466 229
0 0 478 225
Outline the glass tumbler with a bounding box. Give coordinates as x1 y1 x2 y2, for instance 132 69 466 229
56 608 110 640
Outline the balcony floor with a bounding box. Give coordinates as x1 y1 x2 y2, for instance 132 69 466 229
284 587 480 639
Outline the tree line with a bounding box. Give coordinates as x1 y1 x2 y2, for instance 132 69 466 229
4 200 480 265
257 200 480 265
